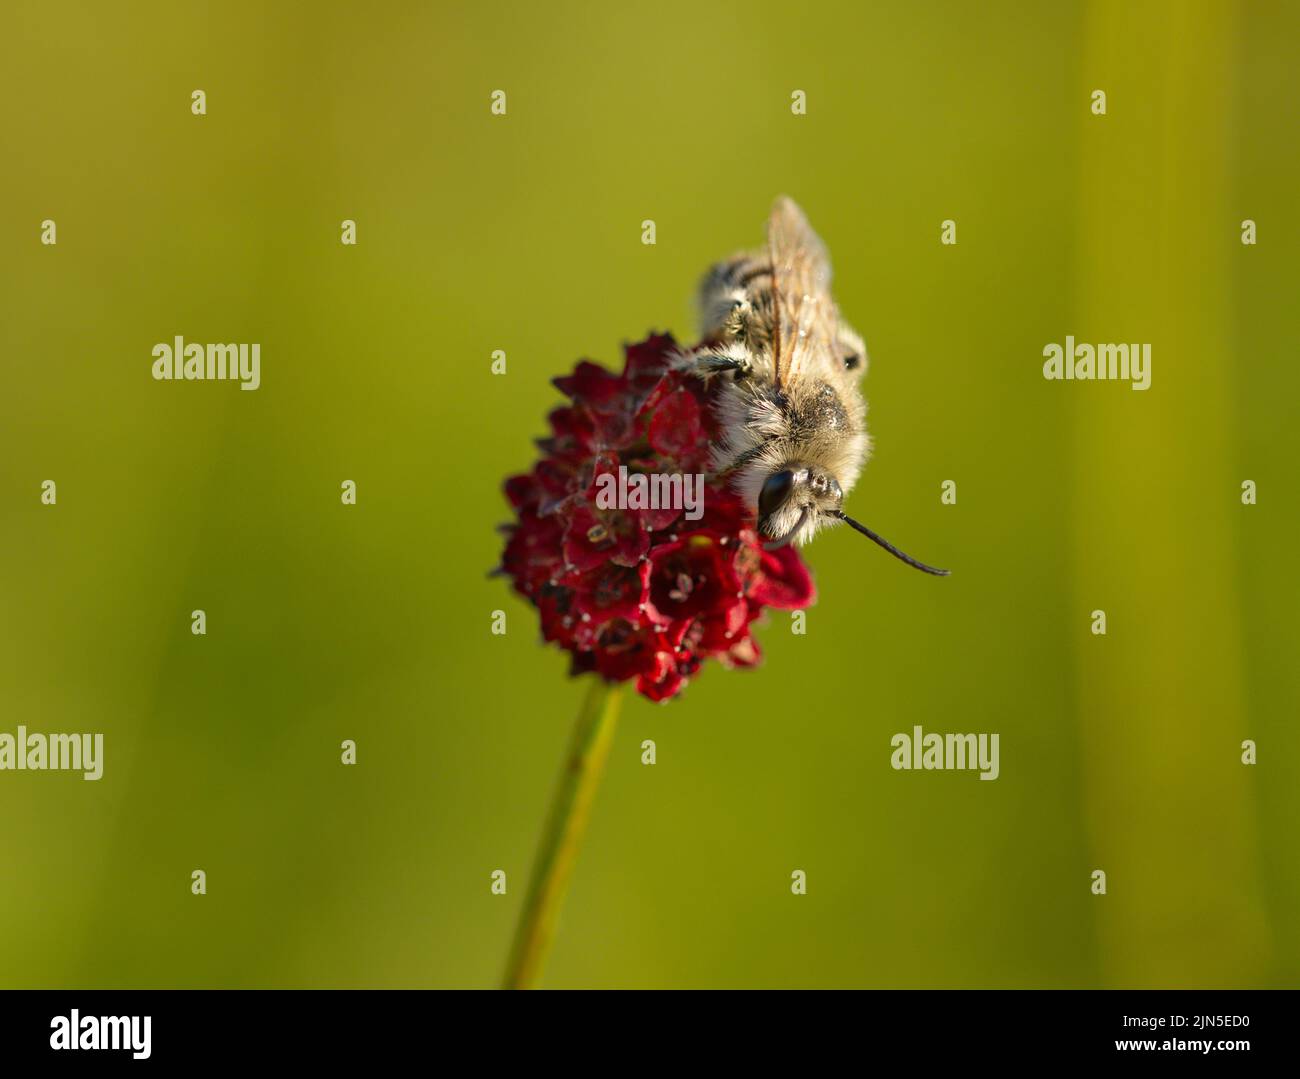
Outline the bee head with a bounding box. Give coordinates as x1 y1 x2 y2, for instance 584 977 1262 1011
757 463 951 576
757 465 842 549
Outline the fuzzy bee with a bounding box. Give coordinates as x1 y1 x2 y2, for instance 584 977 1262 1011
681 197 948 575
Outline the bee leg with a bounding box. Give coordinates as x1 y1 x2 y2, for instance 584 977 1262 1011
684 348 750 380
700 285 754 340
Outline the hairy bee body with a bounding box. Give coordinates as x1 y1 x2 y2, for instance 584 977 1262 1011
676 198 948 575
683 198 871 547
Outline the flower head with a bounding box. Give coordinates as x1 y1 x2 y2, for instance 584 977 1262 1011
500 335 815 702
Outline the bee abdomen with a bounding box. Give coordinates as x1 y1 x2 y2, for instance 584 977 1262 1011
698 257 745 307
711 254 772 288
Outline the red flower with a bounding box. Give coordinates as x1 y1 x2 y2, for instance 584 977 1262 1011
499 335 815 701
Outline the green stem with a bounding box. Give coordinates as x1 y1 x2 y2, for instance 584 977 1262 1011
503 677 623 989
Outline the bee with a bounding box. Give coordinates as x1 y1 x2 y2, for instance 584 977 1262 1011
681 197 948 575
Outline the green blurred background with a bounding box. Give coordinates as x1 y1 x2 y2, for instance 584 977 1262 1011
1 0 1296 988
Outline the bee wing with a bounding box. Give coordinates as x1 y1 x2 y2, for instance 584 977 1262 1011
767 197 836 389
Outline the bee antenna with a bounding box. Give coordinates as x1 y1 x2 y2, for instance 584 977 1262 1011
831 511 950 576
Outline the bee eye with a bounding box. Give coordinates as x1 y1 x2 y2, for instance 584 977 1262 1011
843 354 861 371
759 469 795 518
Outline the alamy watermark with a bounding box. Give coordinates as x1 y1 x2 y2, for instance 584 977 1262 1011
50 1010 150 1059
593 466 704 521
1042 337 1151 390
0 726 103 780
152 336 260 390
891 725 999 780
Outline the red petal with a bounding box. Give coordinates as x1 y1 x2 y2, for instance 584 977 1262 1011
748 545 816 608
648 388 703 458
553 361 624 406
562 505 618 572
623 334 677 390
